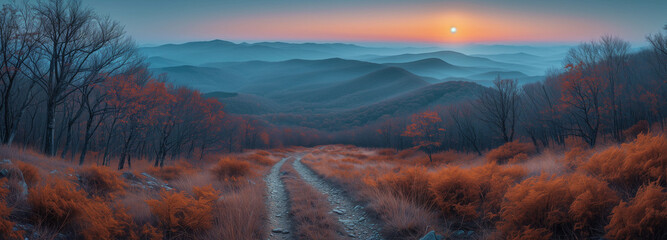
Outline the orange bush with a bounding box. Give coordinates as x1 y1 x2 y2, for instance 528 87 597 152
378 149 396 156
473 163 526 222
28 178 88 227
605 182 666 240
374 166 433 207
211 157 252 182
147 161 196 181
16 161 40 187
28 178 128 240
429 167 482 220
561 147 593 171
193 185 221 204
243 152 275 166
365 188 437 239
0 179 22 239
622 120 649 141
497 173 619 239
583 133 667 193
77 165 127 199
486 141 535 164
146 190 214 238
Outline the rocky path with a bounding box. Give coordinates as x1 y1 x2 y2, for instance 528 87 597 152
292 156 383 239
265 157 293 240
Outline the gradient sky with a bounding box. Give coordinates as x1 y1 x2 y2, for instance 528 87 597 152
59 0 667 45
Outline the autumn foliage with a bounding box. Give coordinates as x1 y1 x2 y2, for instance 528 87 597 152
146 190 216 239
497 173 619 239
373 166 433 207
16 161 40 187
583 133 667 193
486 141 535 164
211 157 252 182
0 179 21 239
27 178 131 240
77 165 127 199
146 162 197 181
605 182 667 240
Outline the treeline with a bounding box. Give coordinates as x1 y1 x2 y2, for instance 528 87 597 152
370 33 667 153
0 0 266 169
269 32 667 152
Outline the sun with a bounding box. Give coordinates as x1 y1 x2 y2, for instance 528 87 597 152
450 27 457 34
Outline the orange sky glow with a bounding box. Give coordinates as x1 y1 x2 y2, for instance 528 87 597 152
196 4 616 44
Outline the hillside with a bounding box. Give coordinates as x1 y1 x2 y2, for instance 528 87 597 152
152 65 245 92
272 67 429 105
264 81 484 130
371 50 542 75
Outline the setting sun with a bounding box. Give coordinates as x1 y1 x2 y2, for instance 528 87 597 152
450 27 457 33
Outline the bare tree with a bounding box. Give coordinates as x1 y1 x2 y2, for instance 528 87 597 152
450 103 482 155
0 3 41 146
26 0 137 156
477 77 521 143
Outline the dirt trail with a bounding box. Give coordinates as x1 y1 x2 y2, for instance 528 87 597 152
292 156 384 239
265 157 294 240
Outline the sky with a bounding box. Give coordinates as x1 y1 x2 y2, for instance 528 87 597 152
24 0 667 45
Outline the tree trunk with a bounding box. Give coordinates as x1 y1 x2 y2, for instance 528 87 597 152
43 99 56 156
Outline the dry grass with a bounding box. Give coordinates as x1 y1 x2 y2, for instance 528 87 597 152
204 183 267 240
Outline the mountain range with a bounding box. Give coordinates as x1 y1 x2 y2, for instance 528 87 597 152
142 40 568 131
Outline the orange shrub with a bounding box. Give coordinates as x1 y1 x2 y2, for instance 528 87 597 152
146 190 214 238
473 163 526 222
583 133 667 193
193 185 221 204
378 149 396 156
605 182 666 240
211 157 252 182
340 157 363 164
365 188 437 239
77 165 127 199
29 178 88 227
497 173 619 239
429 167 482 220
28 178 127 240
428 163 525 225
147 161 196 181
486 141 535 164
16 161 40 187
0 179 21 239
374 166 433 207
561 147 593 171
622 120 649 141
243 152 275 166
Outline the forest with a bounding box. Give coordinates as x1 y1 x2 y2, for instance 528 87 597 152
0 0 665 239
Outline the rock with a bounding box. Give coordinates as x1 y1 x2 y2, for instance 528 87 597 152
121 172 141 182
419 230 444 240
0 159 29 199
348 233 356 238
49 169 59 174
333 209 345 215
453 230 465 236
271 228 289 234
358 217 365 222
